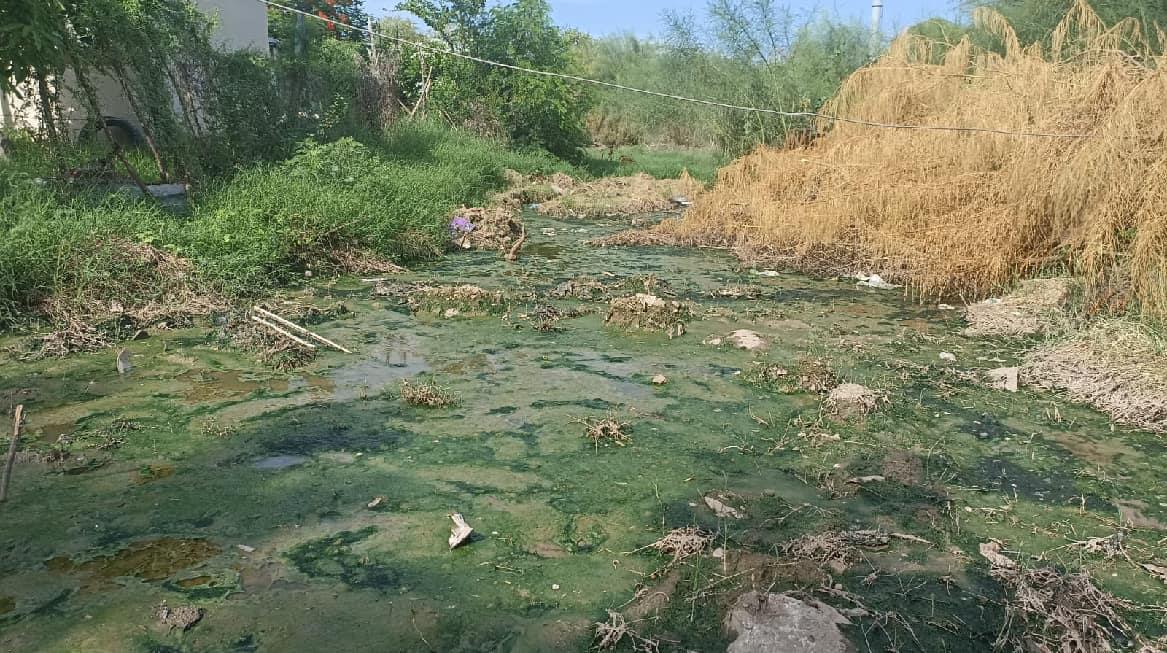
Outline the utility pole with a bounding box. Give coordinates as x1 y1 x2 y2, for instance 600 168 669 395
871 0 885 55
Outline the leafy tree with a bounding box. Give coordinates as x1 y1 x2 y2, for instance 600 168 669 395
397 0 593 159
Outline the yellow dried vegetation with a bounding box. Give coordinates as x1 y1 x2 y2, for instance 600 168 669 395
659 1 1167 318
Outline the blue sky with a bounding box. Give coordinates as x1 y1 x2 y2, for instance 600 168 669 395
365 1 962 37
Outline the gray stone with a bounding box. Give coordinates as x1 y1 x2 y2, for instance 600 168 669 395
726 592 854 653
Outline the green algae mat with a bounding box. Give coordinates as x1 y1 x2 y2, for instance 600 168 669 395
1 213 1165 652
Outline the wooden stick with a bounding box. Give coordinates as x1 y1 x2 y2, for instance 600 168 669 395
251 316 317 349
505 226 527 262
253 306 352 354
0 405 24 503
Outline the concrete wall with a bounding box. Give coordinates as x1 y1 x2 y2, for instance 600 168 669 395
1 0 269 134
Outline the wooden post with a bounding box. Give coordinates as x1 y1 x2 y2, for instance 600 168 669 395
0 405 24 503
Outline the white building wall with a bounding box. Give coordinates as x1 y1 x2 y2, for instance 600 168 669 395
1 0 269 135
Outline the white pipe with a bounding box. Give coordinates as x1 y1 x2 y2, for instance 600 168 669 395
871 0 885 54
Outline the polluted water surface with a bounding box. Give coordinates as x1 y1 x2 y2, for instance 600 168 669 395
0 211 1165 652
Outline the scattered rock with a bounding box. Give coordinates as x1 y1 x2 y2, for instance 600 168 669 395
725 592 853 653
987 367 1019 392
846 475 886 485
711 547 726 559
704 495 745 519
725 330 768 351
449 513 474 549
155 602 203 631
979 541 1016 569
236 544 256 553
116 348 133 375
939 352 957 362
651 374 668 385
855 273 900 290
826 384 879 417
367 496 386 510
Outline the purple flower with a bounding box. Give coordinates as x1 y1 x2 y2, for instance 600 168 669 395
450 216 475 234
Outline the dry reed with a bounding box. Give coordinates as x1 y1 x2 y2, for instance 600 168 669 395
660 1 1167 318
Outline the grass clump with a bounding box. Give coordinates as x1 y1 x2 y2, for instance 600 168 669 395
399 379 458 408
658 2 1167 319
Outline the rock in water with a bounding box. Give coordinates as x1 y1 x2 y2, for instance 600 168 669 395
987 367 1019 392
827 384 879 417
725 592 853 653
651 374 668 385
726 330 768 351
116 348 133 375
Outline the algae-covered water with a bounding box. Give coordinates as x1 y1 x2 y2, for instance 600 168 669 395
2 213 1165 652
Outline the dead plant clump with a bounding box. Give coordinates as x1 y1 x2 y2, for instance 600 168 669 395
780 530 890 572
983 542 1138 653
963 278 1075 337
550 276 607 300
406 285 505 318
796 357 838 394
1023 321 1167 432
537 172 703 218
587 229 686 248
605 294 693 337
593 610 660 653
449 206 525 252
645 527 715 561
399 379 458 408
654 2 1167 320
16 238 224 359
580 415 631 448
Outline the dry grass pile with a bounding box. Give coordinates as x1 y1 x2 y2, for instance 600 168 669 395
449 207 524 252
964 278 1075 337
16 238 224 359
1023 321 1167 432
537 172 703 218
406 285 506 317
399 379 458 408
983 542 1137 652
492 170 576 208
605 294 693 336
587 229 684 248
657 1 1167 318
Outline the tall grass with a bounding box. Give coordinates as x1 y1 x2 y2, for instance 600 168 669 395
663 0 1167 319
0 121 569 326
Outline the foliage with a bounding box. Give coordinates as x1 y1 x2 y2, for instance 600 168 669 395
268 0 369 42
963 0 1167 51
397 0 594 159
0 0 80 93
0 121 567 325
576 2 873 154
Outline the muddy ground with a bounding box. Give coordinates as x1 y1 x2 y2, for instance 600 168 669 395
1 212 1165 652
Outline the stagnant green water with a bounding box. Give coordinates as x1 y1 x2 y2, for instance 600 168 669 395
1 213 1165 652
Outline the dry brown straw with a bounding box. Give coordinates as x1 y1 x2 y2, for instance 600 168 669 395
0 405 24 503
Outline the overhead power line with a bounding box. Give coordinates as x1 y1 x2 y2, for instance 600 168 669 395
257 0 1092 140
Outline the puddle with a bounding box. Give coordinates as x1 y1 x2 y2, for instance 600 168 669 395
253 455 308 470
177 370 289 402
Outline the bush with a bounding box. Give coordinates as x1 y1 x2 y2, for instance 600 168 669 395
189 123 569 294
